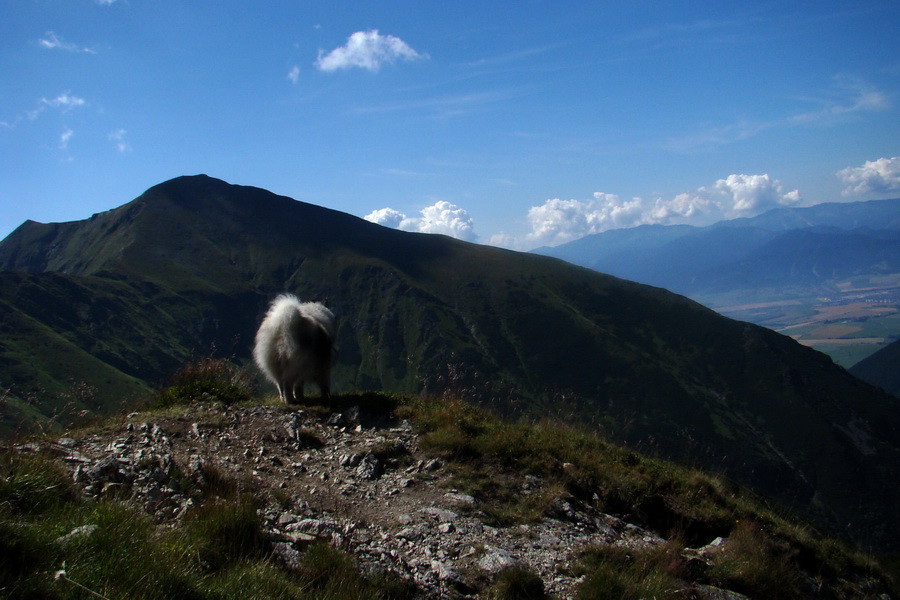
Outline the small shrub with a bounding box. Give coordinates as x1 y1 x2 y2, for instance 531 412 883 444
154 358 254 408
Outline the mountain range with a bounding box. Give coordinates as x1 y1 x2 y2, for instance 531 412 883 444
534 198 900 297
1 175 898 551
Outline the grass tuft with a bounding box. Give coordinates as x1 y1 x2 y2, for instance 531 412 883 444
153 357 254 408
485 566 549 600
184 496 271 572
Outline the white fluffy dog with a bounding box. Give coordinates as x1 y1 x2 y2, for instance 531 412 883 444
253 294 336 403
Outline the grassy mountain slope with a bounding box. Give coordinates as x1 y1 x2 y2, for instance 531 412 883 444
1 175 899 551
4 390 896 599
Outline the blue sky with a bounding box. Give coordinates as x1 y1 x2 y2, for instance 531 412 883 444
3 1 899 249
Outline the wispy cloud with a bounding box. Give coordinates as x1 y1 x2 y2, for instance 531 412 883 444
59 127 74 150
287 65 300 84
108 129 132 153
667 76 889 153
37 31 96 54
41 92 87 111
349 90 518 119
9 92 88 125
837 156 900 196
315 30 427 72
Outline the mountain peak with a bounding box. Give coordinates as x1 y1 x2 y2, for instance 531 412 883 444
2 177 899 551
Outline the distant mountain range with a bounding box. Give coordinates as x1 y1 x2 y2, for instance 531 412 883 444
1 175 899 551
533 198 900 296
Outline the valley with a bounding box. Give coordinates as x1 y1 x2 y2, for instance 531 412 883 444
699 275 900 367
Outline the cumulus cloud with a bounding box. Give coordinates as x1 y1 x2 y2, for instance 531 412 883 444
287 65 300 84
525 194 646 247
315 30 427 72
837 156 900 197
526 174 801 247
364 201 477 241
364 207 407 229
710 173 801 215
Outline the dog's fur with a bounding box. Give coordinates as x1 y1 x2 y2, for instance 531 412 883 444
253 294 336 404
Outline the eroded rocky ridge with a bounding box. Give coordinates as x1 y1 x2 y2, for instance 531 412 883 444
17 401 893 599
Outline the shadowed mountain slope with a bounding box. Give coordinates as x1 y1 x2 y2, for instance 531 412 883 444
1 175 899 550
850 338 900 398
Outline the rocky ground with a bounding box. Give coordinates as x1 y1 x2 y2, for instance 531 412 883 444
17 400 888 599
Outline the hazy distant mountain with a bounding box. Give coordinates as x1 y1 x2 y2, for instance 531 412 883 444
1 175 899 550
534 198 900 295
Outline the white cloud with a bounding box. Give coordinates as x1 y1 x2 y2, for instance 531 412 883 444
415 201 477 240
364 207 406 229
709 173 801 216
315 30 427 72
287 65 300 84
38 31 95 54
364 201 477 242
525 174 801 247
108 129 132 153
669 77 888 152
837 156 900 197
59 127 73 150
41 93 87 112
525 194 647 247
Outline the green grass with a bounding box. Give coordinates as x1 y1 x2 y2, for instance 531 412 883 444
400 395 897 598
2 387 896 599
573 542 687 600
0 446 415 600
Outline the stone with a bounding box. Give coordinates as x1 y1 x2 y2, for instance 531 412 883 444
56 524 98 545
273 542 303 569
476 545 522 574
397 527 423 541
444 492 476 506
438 522 455 534
421 507 458 522
356 453 383 480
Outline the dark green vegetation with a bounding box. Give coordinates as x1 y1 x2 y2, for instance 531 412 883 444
0 451 412 599
1 384 895 599
535 199 900 366
1 175 899 553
